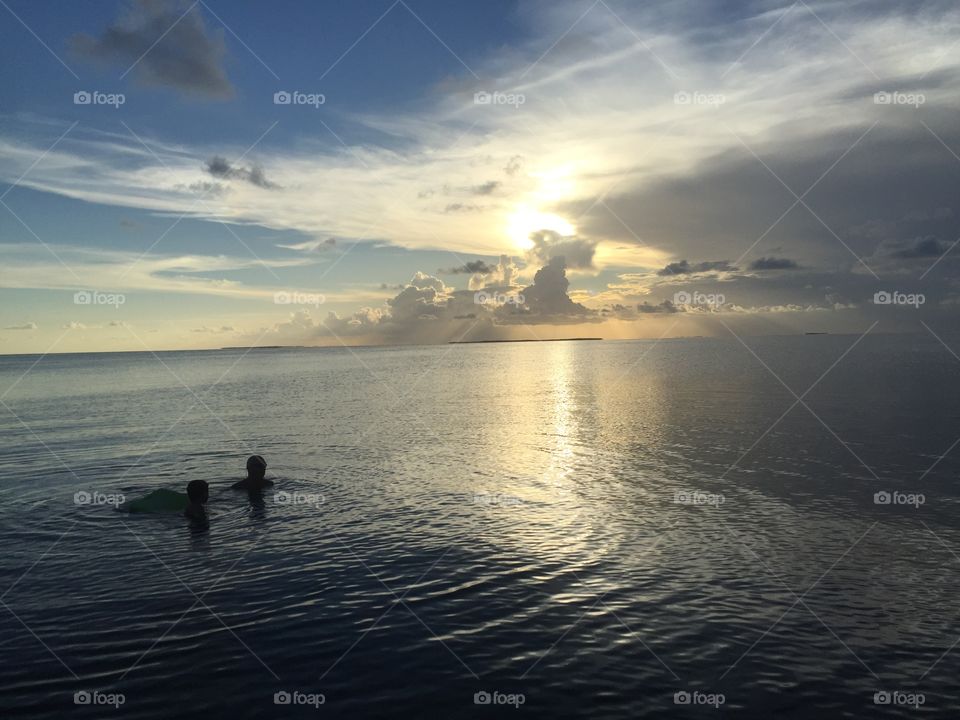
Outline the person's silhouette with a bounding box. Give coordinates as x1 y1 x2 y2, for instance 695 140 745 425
184 479 209 522
232 455 273 491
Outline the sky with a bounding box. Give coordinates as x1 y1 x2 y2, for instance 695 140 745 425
1 0 960 354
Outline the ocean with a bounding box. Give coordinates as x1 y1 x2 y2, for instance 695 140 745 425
1 334 959 718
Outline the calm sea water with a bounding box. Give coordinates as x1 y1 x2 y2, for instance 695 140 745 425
2 335 960 718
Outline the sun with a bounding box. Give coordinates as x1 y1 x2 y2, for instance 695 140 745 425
507 207 576 250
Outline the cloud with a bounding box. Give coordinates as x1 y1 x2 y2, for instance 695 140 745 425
470 255 519 291
192 325 235 333
269 272 482 344
5 0 960 345
0 242 385 306
890 236 948 259
279 237 338 253
249 259 601 346
504 156 523 176
657 260 736 276
205 156 278 189
442 260 495 275
506 256 592 319
636 300 680 314
443 203 481 213
526 230 597 270
61 320 130 330
749 257 800 270
71 0 233 99
471 181 501 196
5 322 38 330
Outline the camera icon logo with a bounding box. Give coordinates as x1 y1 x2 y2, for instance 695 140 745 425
474 291 491 305
74 490 92 505
873 291 892 305
274 491 290 504
274 91 292 105
674 91 691 105
673 291 692 305
73 91 92 105
674 691 691 704
274 691 292 705
74 690 92 705
874 491 892 505
474 91 492 105
273 291 291 305
474 691 492 705
74 290 92 305
873 92 892 105
874 691 892 704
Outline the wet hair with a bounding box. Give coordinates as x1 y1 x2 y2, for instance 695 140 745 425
186 479 209 503
246 455 267 477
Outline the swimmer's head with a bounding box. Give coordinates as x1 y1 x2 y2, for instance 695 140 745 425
246 455 267 481
187 479 209 504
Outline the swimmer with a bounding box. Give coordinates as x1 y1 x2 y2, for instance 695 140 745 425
120 479 209 520
184 479 209 522
231 455 273 492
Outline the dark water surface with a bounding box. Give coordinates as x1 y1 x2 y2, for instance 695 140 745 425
2 334 960 718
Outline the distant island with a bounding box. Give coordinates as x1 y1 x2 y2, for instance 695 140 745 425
220 345 292 350
449 338 603 344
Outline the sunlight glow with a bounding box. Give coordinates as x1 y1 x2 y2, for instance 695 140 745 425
531 165 575 202
507 207 576 250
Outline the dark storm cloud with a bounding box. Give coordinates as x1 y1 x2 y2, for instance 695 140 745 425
657 259 736 276
205 156 277 189
749 257 799 270
570 120 960 276
442 260 495 275
71 0 233 98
